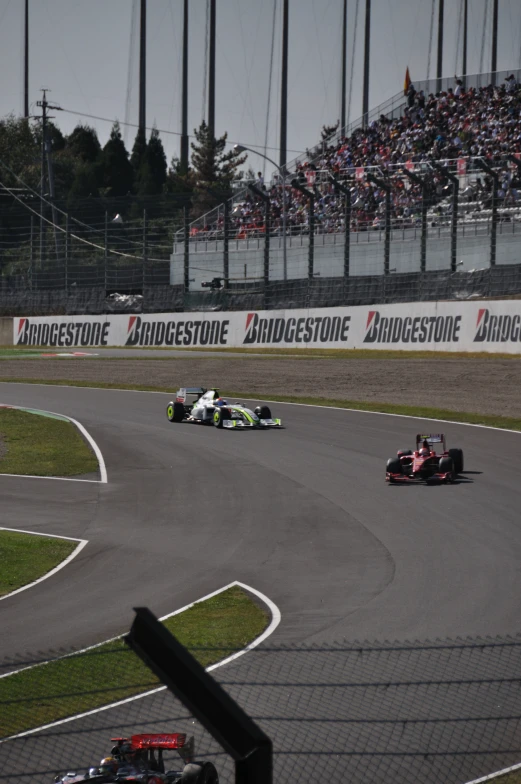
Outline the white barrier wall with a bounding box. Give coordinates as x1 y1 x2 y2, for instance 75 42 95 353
12 300 521 353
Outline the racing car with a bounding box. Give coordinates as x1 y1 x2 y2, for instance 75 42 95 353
166 387 282 429
385 433 464 484
53 733 218 784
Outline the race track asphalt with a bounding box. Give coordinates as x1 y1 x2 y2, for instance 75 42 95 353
1 382 521 783
1 381 520 654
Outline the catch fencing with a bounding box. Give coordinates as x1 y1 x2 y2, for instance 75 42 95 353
1 634 521 784
2 155 521 315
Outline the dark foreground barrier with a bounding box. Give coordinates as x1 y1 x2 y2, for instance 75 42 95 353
1 633 521 784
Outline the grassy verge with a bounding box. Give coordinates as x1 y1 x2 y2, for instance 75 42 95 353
0 408 98 477
1 346 521 359
0 586 268 739
1 379 520 432
0 350 42 358
0 530 77 597
491 772 521 783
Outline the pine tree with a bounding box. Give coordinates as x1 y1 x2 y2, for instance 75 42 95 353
100 122 133 198
321 121 339 143
66 125 101 163
130 127 147 177
190 121 246 193
146 127 167 193
67 163 99 208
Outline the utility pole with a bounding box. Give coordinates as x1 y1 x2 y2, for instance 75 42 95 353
491 0 498 83
462 0 468 83
24 0 29 118
280 0 288 170
208 0 216 138
180 0 189 172
341 0 347 132
36 89 61 267
437 0 444 92
139 0 146 134
362 0 371 127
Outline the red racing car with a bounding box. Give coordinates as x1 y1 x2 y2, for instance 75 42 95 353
53 733 218 784
386 433 464 484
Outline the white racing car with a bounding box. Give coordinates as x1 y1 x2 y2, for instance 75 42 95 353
166 388 282 429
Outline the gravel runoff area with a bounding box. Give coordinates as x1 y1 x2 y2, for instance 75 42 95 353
0 356 519 418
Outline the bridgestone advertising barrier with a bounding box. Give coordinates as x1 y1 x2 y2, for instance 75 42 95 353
12 300 521 353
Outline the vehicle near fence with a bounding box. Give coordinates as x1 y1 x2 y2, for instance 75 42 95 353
53 733 218 784
385 433 464 484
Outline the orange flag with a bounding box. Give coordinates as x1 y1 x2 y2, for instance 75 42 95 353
404 66 411 95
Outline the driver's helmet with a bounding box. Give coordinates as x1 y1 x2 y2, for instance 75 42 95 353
98 758 118 776
215 398 228 406
88 768 99 778
419 447 430 457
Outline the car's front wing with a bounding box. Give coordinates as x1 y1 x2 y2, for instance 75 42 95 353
222 418 282 429
386 470 453 483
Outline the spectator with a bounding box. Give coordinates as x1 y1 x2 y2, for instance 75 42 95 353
192 75 521 240
505 74 517 93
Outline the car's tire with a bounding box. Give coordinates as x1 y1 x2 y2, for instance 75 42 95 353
255 405 272 419
213 407 231 428
180 762 219 784
397 449 412 457
439 456 454 480
167 401 185 423
386 457 402 475
448 448 464 474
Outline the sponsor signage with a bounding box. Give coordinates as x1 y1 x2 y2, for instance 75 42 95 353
474 308 521 343
11 301 521 354
125 315 230 347
363 310 461 344
16 317 110 347
243 312 351 345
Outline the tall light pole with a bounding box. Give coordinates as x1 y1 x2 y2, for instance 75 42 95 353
24 0 29 118
234 144 287 280
139 0 146 134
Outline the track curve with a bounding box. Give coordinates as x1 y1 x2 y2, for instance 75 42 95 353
1 381 520 660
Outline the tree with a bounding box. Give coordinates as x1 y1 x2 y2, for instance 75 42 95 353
146 128 167 193
100 122 133 198
130 127 147 176
67 162 99 208
321 121 339 143
66 125 101 163
0 116 40 190
190 121 246 188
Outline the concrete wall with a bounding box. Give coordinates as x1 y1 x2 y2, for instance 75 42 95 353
0 317 13 345
171 225 521 290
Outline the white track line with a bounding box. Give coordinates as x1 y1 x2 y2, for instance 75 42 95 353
0 580 281 742
0 404 107 483
1 381 519 437
1 380 518 778
464 761 521 784
0 527 88 602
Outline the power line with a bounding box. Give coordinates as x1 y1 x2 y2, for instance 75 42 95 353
58 106 306 154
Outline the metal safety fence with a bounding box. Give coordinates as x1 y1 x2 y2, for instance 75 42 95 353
1 633 521 784
2 154 521 315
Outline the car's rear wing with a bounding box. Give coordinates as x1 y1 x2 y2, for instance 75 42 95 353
416 433 446 449
175 387 206 402
111 734 186 750
130 734 186 750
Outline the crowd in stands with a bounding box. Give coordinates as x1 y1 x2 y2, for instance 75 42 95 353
193 74 521 240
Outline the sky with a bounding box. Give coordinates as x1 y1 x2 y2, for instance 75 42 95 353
1 0 521 178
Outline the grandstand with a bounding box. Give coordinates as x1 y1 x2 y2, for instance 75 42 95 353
172 68 521 313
